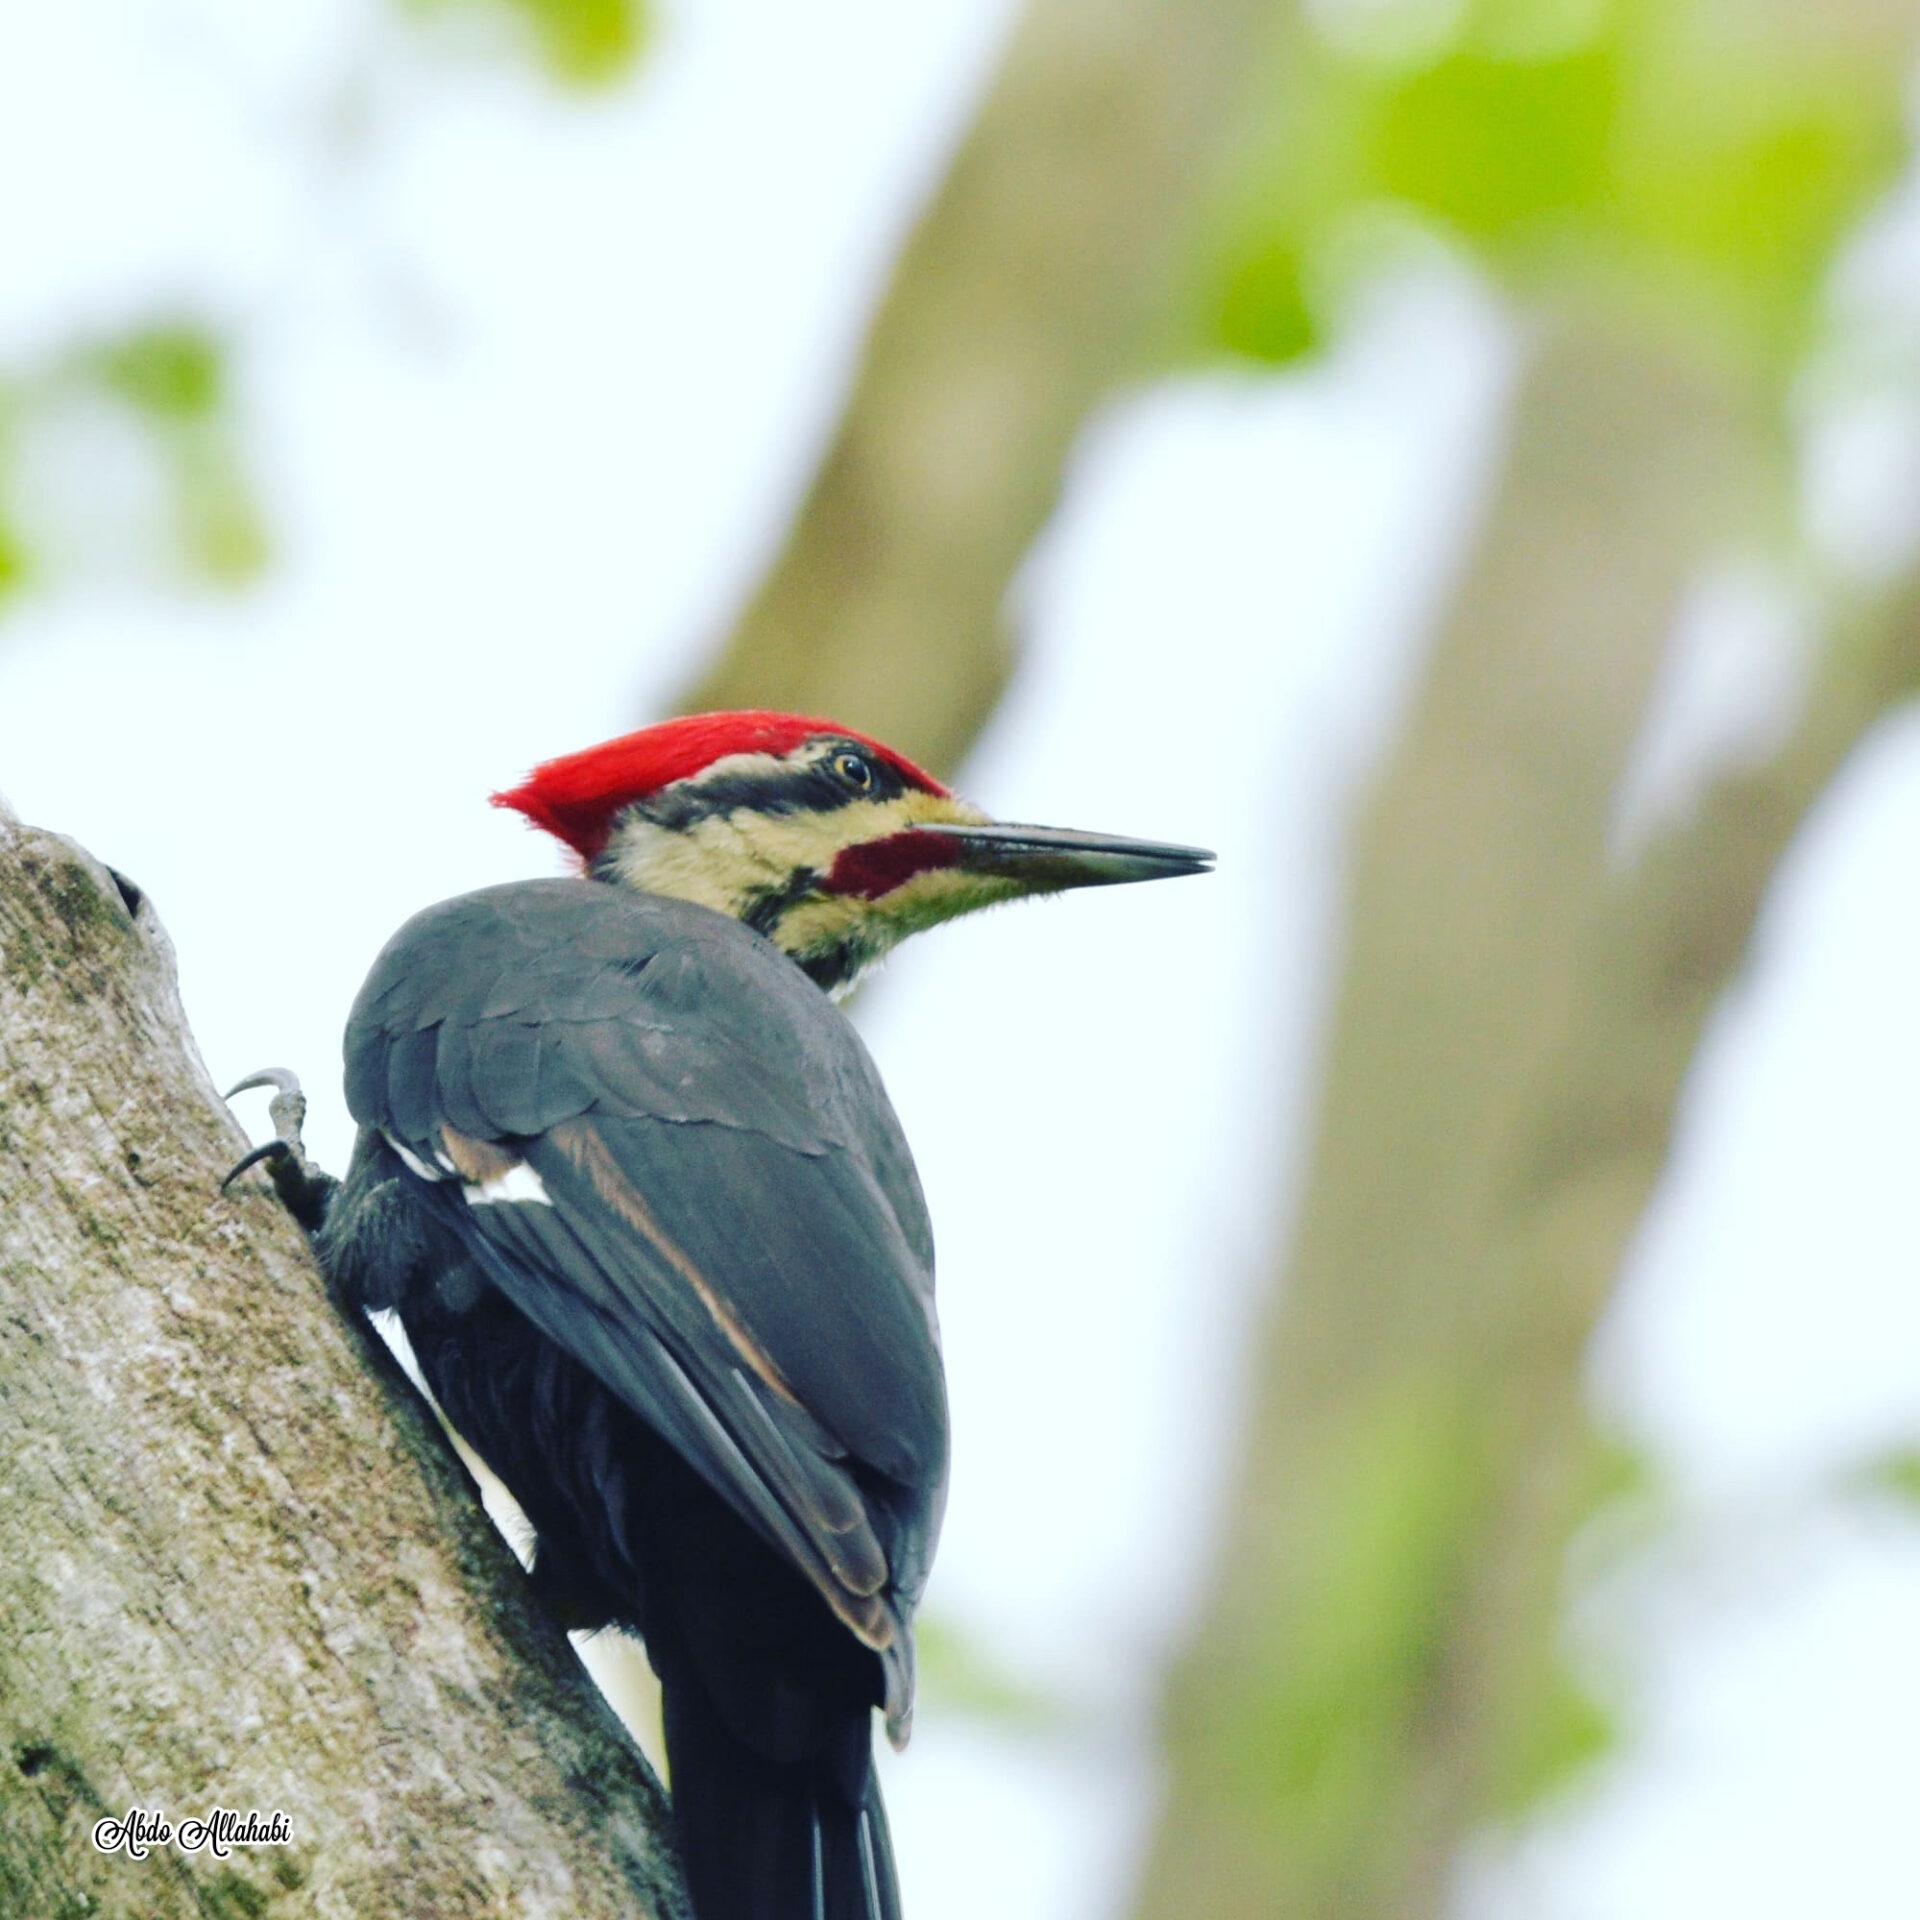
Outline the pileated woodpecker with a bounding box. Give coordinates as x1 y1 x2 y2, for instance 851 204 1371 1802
230 710 1211 1920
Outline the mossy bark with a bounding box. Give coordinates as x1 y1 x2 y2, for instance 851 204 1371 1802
0 809 688 1919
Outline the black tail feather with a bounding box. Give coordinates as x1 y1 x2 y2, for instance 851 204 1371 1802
665 1676 901 1920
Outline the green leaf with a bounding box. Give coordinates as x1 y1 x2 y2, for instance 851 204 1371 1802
93 325 224 419
1197 1378 1493 1872
510 0 644 83
1215 237 1320 364
1488 1659 1617 1816
1197 0 1908 375
1851 1446 1920 1507
1367 41 1621 243
176 434 271 585
0 516 25 602
1611 52 1903 363
401 0 647 86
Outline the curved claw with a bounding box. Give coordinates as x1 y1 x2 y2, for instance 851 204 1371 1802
220 1065 337 1232
225 1068 302 1101
226 1065 309 1151
221 1138 290 1193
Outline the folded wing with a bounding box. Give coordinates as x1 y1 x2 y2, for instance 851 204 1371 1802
345 879 948 1738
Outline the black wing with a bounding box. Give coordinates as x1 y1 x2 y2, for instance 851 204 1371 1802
343 879 947 1734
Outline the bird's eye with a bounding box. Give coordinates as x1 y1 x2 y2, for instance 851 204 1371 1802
832 751 874 792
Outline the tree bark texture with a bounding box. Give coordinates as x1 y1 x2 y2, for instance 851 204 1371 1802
0 809 687 1919
1131 316 1920 1919
676 0 1279 776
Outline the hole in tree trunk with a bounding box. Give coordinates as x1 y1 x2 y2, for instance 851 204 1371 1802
106 867 145 918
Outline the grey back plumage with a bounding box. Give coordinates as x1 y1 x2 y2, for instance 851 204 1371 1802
343 879 947 1734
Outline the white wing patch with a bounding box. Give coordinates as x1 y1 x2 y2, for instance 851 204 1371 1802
384 1127 551 1207
384 1132 447 1182
462 1162 553 1208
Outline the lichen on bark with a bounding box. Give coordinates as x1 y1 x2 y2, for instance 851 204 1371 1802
0 804 687 1919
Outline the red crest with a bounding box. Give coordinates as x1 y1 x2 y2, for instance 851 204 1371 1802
492 711 948 861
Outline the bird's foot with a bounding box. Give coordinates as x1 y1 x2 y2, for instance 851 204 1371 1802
222 1068 339 1233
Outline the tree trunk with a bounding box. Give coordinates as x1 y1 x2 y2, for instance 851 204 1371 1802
1131 316 1920 1919
0 807 687 1919
676 0 1279 776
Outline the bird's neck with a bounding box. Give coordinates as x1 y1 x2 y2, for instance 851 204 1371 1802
591 818 882 996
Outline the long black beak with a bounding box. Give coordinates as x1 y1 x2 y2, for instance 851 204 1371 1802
922 821 1215 890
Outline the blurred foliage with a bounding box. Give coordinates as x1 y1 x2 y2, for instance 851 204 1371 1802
913 1613 1072 1734
1162 1373 1918 1901
1199 0 1908 373
169 427 271 585
91 326 224 420
1197 1379 1494 1880
1180 1384 1646 1879
1488 1663 1615 1816
1849 1444 1920 1507
0 0 652 632
0 321 267 602
96 323 268 583
401 0 648 85
1483 1431 1651 1817
0 390 20 608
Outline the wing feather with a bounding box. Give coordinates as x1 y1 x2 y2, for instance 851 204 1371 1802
345 879 944 1736
433 1018 491 1141
386 1025 443 1143
464 1016 541 1136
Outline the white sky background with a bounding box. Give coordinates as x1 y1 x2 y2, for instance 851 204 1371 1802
3 4 1920 1917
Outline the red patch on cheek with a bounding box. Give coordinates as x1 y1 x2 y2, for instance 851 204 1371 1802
826 831 960 900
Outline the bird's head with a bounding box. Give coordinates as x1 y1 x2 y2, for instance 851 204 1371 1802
494 711 1214 993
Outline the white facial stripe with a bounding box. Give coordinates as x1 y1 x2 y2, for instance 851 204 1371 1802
603 815 754 916
682 748 797 789
462 1162 553 1208
686 741 849 784
604 788 987 916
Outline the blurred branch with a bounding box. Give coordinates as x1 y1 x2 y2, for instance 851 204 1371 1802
0 815 686 1918
676 0 1278 776
1131 314 1920 1919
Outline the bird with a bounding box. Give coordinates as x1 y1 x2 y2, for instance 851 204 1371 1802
228 709 1212 1920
